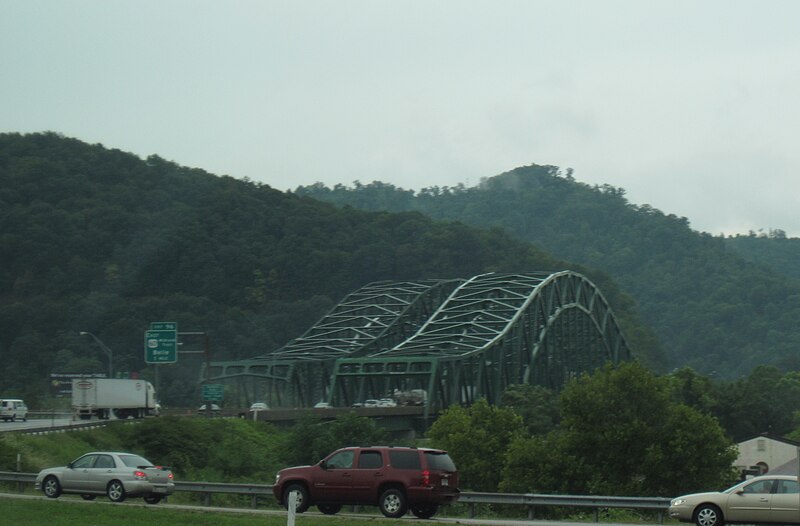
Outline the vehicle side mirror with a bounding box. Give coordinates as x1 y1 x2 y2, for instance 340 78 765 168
319 460 328 470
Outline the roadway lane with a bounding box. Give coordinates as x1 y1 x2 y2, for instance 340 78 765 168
0 417 82 433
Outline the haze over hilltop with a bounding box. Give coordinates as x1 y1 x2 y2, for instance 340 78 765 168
2 1 800 237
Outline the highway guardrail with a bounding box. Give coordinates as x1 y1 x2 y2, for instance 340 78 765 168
0 471 670 521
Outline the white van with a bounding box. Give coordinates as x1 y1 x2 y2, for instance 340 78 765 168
0 399 28 422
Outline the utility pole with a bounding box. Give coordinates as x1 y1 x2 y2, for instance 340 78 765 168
80 331 113 378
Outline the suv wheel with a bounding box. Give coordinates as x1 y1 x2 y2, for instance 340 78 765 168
379 488 408 518
317 504 342 515
411 503 439 519
283 483 310 513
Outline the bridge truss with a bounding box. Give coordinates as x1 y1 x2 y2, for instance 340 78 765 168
207 271 631 416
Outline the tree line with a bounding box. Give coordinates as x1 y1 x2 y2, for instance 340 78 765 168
0 132 662 406
295 168 800 378
5 362 798 502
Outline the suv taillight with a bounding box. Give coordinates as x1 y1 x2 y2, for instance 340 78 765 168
421 469 430 486
168 472 174 480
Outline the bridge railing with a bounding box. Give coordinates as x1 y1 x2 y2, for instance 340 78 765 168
0 471 671 522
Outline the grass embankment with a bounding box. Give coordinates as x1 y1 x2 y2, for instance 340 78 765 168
0 497 409 526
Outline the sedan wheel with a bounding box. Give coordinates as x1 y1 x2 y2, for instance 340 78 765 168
694 504 724 526
42 476 61 498
80 494 96 501
143 495 163 504
379 488 408 518
107 480 127 503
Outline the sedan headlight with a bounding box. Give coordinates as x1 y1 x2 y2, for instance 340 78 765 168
671 498 686 506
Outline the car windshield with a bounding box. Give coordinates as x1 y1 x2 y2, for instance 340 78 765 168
424 451 456 471
118 454 152 468
723 478 770 494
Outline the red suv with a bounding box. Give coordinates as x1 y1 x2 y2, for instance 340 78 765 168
273 446 460 519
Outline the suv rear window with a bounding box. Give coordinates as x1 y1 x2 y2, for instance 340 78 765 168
425 451 456 471
389 450 421 470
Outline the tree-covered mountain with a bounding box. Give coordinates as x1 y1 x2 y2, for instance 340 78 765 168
295 165 800 378
0 133 660 404
725 232 800 281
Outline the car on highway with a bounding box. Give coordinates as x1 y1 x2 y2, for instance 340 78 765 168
197 403 221 414
0 398 28 422
249 402 269 411
273 446 460 519
669 475 799 526
35 451 174 503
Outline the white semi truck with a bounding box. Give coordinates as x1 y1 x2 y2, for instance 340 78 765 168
71 378 159 420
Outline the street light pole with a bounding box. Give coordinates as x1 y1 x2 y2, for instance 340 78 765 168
80 331 113 378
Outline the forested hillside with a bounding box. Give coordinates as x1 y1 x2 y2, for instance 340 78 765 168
296 165 800 377
725 232 800 281
0 133 660 404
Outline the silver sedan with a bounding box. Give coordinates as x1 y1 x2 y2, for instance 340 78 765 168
669 475 799 526
35 451 174 503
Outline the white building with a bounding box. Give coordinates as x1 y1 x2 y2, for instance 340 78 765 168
735 433 800 476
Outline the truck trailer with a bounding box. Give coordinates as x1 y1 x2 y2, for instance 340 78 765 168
71 378 159 420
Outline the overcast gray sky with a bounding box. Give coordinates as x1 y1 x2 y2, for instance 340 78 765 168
2 1 799 237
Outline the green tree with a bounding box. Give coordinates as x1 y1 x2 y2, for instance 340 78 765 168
427 399 523 491
283 412 387 467
666 366 717 415
500 383 560 435
714 366 800 440
502 363 737 496
309 412 387 463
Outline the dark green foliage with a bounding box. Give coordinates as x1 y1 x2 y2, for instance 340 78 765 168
2 413 386 483
296 168 800 377
501 363 738 497
284 412 387 466
499 383 560 436
0 133 591 404
0 436 16 470
711 366 800 441
725 231 800 280
427 399 524 492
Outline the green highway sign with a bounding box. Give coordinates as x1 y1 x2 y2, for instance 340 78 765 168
150 321 177 332
144 321 178 364
202 384 224 401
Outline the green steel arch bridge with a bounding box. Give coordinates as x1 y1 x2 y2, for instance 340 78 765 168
207 271 631 418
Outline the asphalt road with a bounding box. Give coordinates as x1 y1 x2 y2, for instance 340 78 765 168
0 417 74 433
